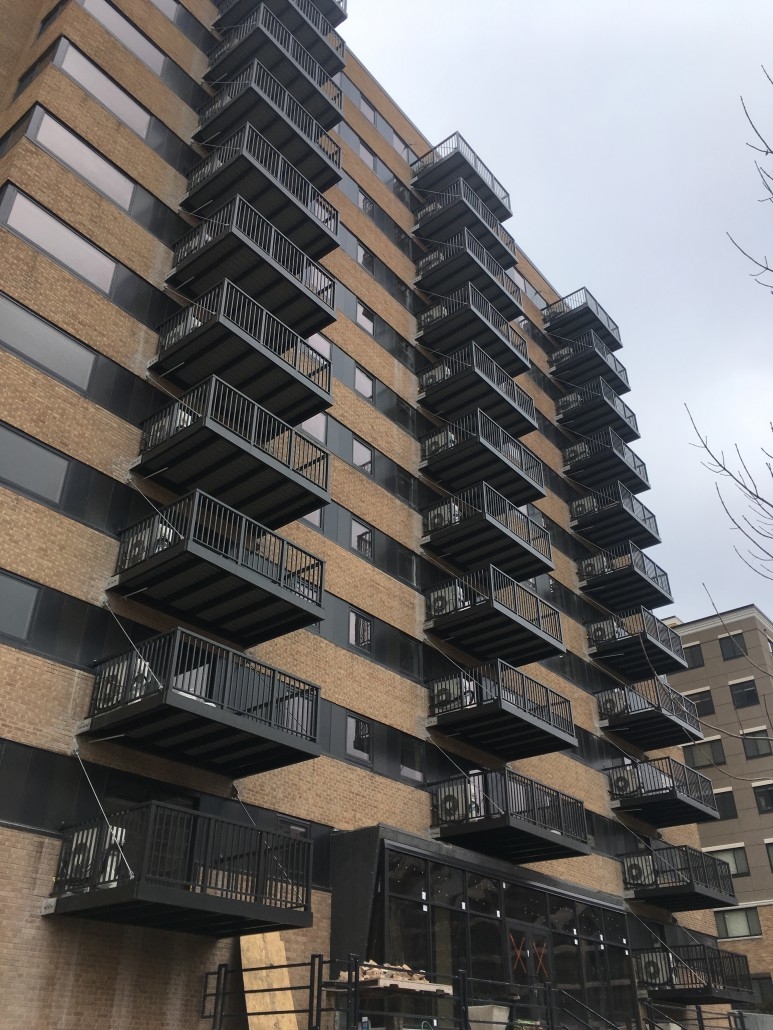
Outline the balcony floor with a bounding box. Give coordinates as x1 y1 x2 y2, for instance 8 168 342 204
545 305 620 351
432 697 577 761
558 399 639 443
551 352 629 396
571 504 660 550
611 789 719 827
417 302 529 377
564 449 649 494
424 510 553 580
427 600 565 666
589 633 686 679
413 152 511 221
415 197 516 269
435 816 589 863
420 366 537 438
601 708 702 750
625 881 736 912
581 565 673 612
422 438 544 506
213 2 345 75
416 251 521 321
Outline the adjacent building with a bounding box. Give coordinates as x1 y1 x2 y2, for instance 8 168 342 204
0 0 755 1026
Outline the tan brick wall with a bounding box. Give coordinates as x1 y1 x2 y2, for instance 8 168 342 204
329 184 415 286
329 379 420 477
719 902 773 977
324 317 416 406
343 52 429 159
326 458 420 552
323 249 417 344
0 0 46 110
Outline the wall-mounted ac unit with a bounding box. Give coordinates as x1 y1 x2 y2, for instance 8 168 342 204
610 766 640 797
428 584 464 617
428 503 462 531
599 690 627 718
97 826 126 888
623 852 656 887
637 952 671 987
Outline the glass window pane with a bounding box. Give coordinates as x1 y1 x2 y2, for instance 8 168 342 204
432 905 466 977
603 910 628 944
345 714 371 761
348 610 372 651
755 785 773 813
743 730 772 759
388 898 429 970
352 439 373 474
690 688 714 716
0 294 94 390
731 680 759 709
715 790 737 820
577 902 604 940
399 736 423 782
359 140 375 169
300 413 327 443
720 633 746 660
430 862 464 907
503 883 547 925
34 113 134 209
357 243 375 275
0 571 39 639
356 302 374 334
61 45 151 137
0 426 68 502
360 96 375 123
306 332 331 359
351 518 373 558
301 507 322 528
466 874 499 915
387 851 426 899
549 896 576 934
684 643 704 668
82 0 165 74
469 916 504 981
354 366 374 400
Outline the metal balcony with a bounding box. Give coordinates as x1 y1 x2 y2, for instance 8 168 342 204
632 945 752 1003
597 676 702 749
417 283 530 376
184 124 338 260
587 606 686 678
557 377 639 442
205 5 342 130
152 281 332 425
414 178 517 269
543 288 621 350
424 566 564 665
549 329 629 395
214 0 345 75
421 411 545 505
620 845 735 911
44 803 312 936
412 133 512 220
83 629 321 777
579 541 672 610
563 428 649 494
428 661 576 760
608 756 718 826
422 483 553 580
570 481 660 549
107 492 324 647
419 345 537 437
430 768 588 862
132 377 330 528
168 197 335 336
195 60 341 190
415 230 523 320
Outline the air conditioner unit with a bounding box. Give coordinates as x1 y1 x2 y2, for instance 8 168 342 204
152 521 177 554
437 775 485 823
64 827 101 887
623 852 656 887
173 405 195 432
637 952 671 987
599 690 627 718
422 366 446 389
461 677 478 707
126 654 155 702
277 693 313 736
429 584 463 617
610 766 640 797
426 433 453 457
428 503 462 531
97 826 126 888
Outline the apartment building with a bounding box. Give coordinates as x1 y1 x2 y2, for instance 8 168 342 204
0 0 755 1026
669 605 773 1008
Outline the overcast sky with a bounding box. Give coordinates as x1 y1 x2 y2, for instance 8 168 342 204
343 0 773 623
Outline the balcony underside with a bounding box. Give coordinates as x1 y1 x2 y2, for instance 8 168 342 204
435 816 589 863
213 3 344 74
571 503 660 549
611 790 719 827
45 881 312 937
427 602 565 665
551 351 629 396
422 440 544 506
416 253 521 321
581 565 672 612
626 881 735 912
564 451 649 494
149 312 332 424
107 541 322 647
601 708 702 750
183 151 338 261
415 197 515 269
132 421 328 529
205 30 340 131
545 304 620 351
417 304 529 378
413 154 511 221
424 511 553 580
420 367 537 437
83 689 321 778
590 633 686 679
432 698 576 761
558 398 639 443
195 86 341 191
307 0 346 27
641 982 751 1005
167 231 334 336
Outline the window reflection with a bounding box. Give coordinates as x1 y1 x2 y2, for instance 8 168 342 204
81 0 165 74
61 44 151 138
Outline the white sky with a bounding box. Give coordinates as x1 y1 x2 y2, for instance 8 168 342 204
343 0 773 622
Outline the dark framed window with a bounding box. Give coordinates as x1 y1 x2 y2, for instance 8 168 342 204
706 846 749 877
731 679 759 709
742 729 772 760
300 413 327 444
684 738 725 769
766 841 773 872
346 714 372 763
720 633 747 660
352 438 373 475
714 790 737 820
356 301 375 334
754 785 773 813
399 735 424 783
306 332 332 359
354 366 374 401
348 609 372 652
301 507 323 529
716 907 761 938
684 643 704 668
350 517 373 559
359 140 376 169
360 96 375 123
689 688 714 717
358 189 375 218
0 571 40 640
357 242 375 275
0 424 68 503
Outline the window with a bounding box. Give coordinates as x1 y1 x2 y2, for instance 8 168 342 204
301 507 323 528
0 571 40 640
688 688 714 717
397 546 417 586
352 438 373 475
359 140 376 169
766 841 773 872
0 425 68 503
705 846 749 877
684 737 725 769
358 189 375 218
360 96 375 123
357 242 375 275
300 413 327 444
354 366 374 401
393 130 410 161
60 43 152 137
399 735 424 783
349 609 372 652
716 907 761 939
731 679 759 709
346 714 372 762
350 517 373 559
714 790 738 820
742 729 772 759
306 332 331 360
356 301 375 334
684 643 704 668
82 0 165 74
720 633 747 660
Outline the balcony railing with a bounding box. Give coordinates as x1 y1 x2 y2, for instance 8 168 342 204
598 676 700 734
543 287 621 348
48 803 312 935
608 756 717 825
556 377 639 439
414 178 518 264
216 0 346 63
589 606 684 661
196 59 341 172
186 122 338 236
632 945 752 1000
421 410 544 489
570 481 659 543
415 229 522 311
550 329 629 391
621 845 734 899
579 540 672 603
412 132 511 214
563 427 649 490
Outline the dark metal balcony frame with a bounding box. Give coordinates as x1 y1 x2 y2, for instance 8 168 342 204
579 540 673 611
549 328 629 395
543 287 621 350
169 196 336 336
195 59 342 190
429 768 589 862
587 606 686 678
45 802 313 936
412 132 512 221
418 344 537 437
151 280 332 425
424 565 565 665
563 427 649 494
414 177 517 269
84 628 321 777
427 660 576 760
570 480 660 549
597 677 702 749
421 410 545 506
417 283 530 376
183 123 339 260
632 945 752 1003
205 5 342 130
107 491 325 647
415 228 523 320
607 756 718 826
620 844 735 911
132 376 330 528
556 377 639 442
422 483 553 580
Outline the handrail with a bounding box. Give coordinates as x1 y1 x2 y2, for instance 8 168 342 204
570 480 659 536
608 756 716 811
412 132 511 210
556 377 638 434
563 427 649 486
155 280 332 395
414 178 517 258
417 282 530 365
216 0 345 60
543 287 621 345
596 675 700 731
587 605 685 661
415 228 522 307
579 540 671 597
418 344 535 423
550 328 629 388
197 59 341 169
619 843 734 896
632 943 752 994
420 410 544 487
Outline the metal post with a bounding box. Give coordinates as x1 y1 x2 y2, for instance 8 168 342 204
308 953 318 1030
696 1006 706 1030
544 981 555 1030
212 962 229 1030
458 969 469 1030
349 954 360 1030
